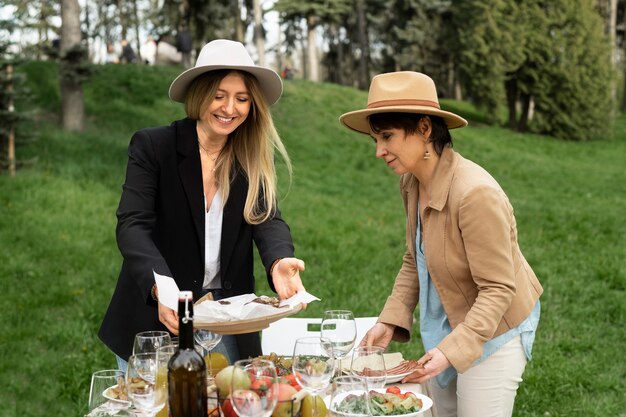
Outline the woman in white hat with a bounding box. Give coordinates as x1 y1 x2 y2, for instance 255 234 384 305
341 72 542 416
99 39 306 368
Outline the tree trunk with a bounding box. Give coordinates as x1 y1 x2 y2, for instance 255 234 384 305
609 0 617 102
60 0 84 132
621 0 626 109
518 93 532 132
306 13 319 82
117 0 128 41
505 78 518 129
234 0 245 43
253 0 265 66
356 0 369 90
6 65 15 176
132 0 141 62
327 23 341 84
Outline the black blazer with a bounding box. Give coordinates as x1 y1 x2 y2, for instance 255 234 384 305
98 117 295 360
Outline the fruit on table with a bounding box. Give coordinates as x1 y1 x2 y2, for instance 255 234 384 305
221 397 238 417
215 365 251 398
205 352 228 376
271 382 301 417
300 393 327 417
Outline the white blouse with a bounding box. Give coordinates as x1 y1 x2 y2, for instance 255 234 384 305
202 191 223 289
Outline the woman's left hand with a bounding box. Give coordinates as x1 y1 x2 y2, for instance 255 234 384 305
271 257 306 300
401 347 451 384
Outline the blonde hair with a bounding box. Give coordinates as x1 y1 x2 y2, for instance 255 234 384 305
184 70 291 224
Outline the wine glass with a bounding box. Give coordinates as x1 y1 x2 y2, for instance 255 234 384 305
350 346 386 389
133 331 171 355
88 369 131 415
194 328 223 376
329 375 371 417
155 345 177 417
321 310 356 374
231 358 279 417
292 337 335 417
126 352 167 417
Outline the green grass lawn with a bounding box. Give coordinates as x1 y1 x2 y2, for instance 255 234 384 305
0 62 624 417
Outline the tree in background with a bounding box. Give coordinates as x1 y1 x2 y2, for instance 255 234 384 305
528 0 615 140
0 18 33 175
453 0 525 123
452 0 614 140
59 0 88 131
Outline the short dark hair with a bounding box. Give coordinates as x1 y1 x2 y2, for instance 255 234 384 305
368 112 453 155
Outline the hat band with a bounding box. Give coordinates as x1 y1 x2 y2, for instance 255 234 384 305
367 99 440 110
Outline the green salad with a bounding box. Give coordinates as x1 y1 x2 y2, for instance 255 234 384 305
333 390 423 416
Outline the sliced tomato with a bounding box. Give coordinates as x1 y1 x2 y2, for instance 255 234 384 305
251 379 272 394
386 386 402 395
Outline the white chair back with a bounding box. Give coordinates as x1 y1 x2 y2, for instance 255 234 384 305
261 316 378 356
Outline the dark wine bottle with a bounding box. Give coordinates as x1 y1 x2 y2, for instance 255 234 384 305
167 291 208 417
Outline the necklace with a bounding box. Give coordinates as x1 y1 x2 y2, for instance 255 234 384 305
198 140 222 162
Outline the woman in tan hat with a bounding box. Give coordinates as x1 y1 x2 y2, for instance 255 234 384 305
99 39 306 369
341 71 542 416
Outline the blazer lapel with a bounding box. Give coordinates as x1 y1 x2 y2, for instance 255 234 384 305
176 118 204 247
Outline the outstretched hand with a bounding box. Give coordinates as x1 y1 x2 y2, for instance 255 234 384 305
271 257 306 300
158 301 179 335
401 347 451 384
359 322 395 349
153 285 179 334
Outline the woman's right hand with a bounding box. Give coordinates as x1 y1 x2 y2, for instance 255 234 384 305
158 302 179 335
359 322 395 349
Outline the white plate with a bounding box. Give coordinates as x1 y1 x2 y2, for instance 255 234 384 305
102 385 130 404
328 387 433 417
384 371 414 384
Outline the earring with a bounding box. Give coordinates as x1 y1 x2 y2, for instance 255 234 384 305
423 151 431 160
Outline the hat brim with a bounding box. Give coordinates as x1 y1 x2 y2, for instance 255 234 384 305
168 64 283 105
339 106 468 134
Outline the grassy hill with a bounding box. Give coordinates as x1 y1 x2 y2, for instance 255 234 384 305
1 61 624 416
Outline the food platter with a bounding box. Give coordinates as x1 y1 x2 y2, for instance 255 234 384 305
384 371 414 384
384 360 423 383
102 385 130 404
194 303 304 334
328 388 432 417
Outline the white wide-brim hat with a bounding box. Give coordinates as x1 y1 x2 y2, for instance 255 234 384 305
339 71 467 134
168 39 283 105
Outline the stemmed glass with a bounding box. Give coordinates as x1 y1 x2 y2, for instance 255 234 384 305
126 352 167 417
194 328 223 375
88 369 131 416
350 346 386 389
292 337 335 417
133 331 171 355
231 358 279 417
320 310 356 374
329 375 371 417
154 345 177 417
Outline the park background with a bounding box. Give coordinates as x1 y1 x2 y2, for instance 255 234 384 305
1 0 625 416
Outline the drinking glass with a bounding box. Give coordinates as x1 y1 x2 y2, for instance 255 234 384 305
133 331 171 355
88 369 131 415
292 337 335 417
231 358 279 417
350 346 386 389
329 375 371 417
126 353 167 417
194 328 223 375
154 345 177 417
321 310 356 373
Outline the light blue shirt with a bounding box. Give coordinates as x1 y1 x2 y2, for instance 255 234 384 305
416 206 540 388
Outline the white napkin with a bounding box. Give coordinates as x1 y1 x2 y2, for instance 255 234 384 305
153 270 180 310
153 270 320 322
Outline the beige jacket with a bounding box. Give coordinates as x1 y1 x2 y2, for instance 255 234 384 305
378 147 543 373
